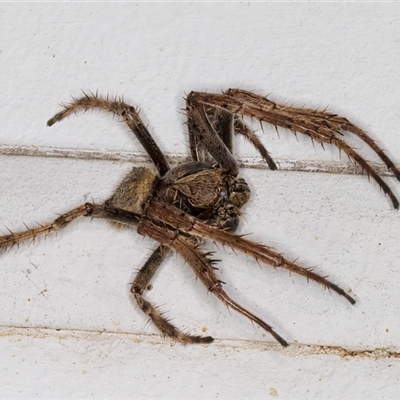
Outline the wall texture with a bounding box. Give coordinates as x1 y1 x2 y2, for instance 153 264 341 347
0 3 399 398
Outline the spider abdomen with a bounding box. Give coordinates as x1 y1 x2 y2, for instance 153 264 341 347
105 167 159 214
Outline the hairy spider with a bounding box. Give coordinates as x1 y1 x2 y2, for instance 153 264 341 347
1 89 399 347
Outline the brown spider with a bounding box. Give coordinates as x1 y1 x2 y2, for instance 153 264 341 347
1 89 399 347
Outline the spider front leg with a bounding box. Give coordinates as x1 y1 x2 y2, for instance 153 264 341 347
190 104 277 170
47 93 170 176
186 93 239 175
234 116 278 170
188 89 400 208
186 92 277 173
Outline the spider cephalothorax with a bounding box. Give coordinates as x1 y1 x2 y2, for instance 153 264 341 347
157 162 250 231
1 89 399 347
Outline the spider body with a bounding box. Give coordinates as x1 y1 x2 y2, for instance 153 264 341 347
106 162 250 232
1 89 399 347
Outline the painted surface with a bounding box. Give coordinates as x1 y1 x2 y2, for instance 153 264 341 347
0 3 399 398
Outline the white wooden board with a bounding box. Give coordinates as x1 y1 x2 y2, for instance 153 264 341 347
1 3 399 398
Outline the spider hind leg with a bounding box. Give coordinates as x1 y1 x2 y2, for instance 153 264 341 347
0 204 91 252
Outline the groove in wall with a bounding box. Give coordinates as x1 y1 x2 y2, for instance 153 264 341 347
0 325 399 359
0 144 397 177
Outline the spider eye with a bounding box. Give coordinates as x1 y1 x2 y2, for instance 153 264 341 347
230 178 250 207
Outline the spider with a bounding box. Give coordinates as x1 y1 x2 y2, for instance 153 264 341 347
1 89 399 347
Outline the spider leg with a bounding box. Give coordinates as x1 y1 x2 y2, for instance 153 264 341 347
186 92 239 175
147 200 356 305
86 201 353 345
87 201 356 305
47 93 170 176
189 89 400 208
202 108 278 170
226 89 400 180
86 205 214 343
234 116 277 170
187 92 276 172
187 91 276 171
0 203 139 252
86 204 288 345
131 245 213 344
205 108 234 154
329 136 399 209
138 218 289 347
0 204 91 252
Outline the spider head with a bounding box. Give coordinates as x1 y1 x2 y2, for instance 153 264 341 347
157 163 250 232
228 177 250 208
219 177 250 232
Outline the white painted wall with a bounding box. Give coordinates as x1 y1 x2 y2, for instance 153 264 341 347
0 3 399 398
